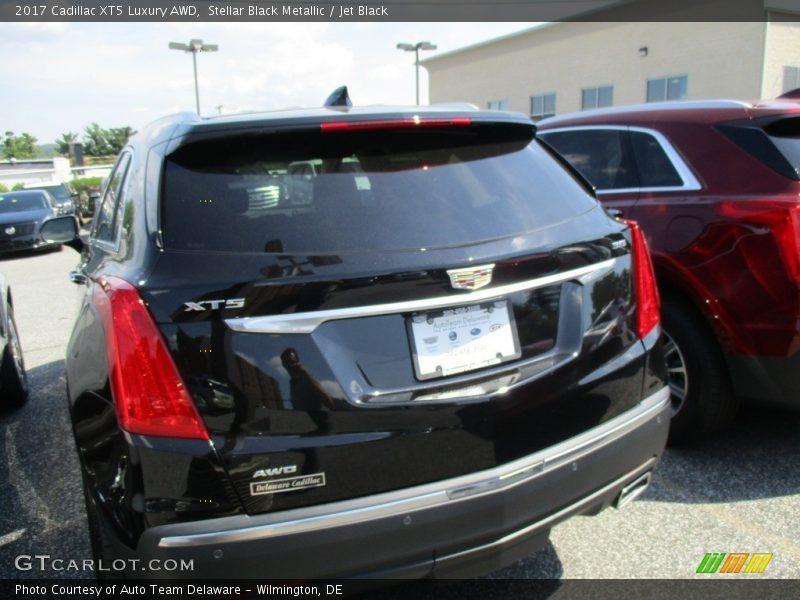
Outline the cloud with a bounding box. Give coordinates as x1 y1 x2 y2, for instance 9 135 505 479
4 22 535 141
0 22 68 38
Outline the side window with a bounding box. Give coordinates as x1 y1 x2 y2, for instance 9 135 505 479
629 131 683 187
92 152 132 244
540 129 638 191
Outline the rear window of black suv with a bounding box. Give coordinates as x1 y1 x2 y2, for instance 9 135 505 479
161 124 597 254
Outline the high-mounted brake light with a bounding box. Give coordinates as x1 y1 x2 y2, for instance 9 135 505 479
94 276 209 440
624 219 661 340
320 117 472 132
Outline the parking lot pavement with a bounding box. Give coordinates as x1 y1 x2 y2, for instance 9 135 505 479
1 247 799 584
0 247 90 580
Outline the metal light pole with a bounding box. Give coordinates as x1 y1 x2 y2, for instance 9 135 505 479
169 39 219 115
396 41 437 105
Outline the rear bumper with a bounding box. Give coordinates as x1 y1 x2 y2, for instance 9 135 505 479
131 386 670 579
726 352 800 408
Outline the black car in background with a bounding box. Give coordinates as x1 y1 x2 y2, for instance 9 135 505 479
24 182 80 220
0 272 27 408
0 190 65 254
42 99 669 580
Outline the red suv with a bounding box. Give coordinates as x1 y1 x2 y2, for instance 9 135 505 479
539 98 800 443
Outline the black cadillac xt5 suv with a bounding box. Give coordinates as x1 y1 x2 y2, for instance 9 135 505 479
42 93 669 580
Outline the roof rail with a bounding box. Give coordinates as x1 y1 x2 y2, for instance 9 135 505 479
543 99 752 123
150 111 202 126
431 102 480 111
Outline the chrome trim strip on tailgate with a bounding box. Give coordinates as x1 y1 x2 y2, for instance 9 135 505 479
225 258 617 335
157 385 669 548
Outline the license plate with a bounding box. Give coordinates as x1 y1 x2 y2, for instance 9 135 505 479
407 300 521 380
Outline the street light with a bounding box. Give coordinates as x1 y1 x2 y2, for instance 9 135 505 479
396 41 437 105
169 39 219 115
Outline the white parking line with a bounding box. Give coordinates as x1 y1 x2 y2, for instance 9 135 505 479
0 528 25 547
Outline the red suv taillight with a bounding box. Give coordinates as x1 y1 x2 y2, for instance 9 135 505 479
719 200 800 284
771 204 800 283
787 205 800 282
625 219 661 340
93 276 209 440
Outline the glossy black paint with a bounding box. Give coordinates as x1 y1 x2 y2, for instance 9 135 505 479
0 274 9 359
133 410 669 580
63 106 666 558
67 300 243 545
149 238 642 515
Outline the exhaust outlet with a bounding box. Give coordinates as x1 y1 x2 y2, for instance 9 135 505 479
615 471 652 509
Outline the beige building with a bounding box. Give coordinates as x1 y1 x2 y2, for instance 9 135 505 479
423 11 800 121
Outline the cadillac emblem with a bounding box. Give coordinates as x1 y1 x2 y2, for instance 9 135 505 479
446 264 495 291
4 226 15 236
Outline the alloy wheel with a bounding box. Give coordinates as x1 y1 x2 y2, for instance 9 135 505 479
7 313 28 395
663 330 688 416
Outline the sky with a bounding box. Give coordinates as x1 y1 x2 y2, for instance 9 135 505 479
0 22 537 146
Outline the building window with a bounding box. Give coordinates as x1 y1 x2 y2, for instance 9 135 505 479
488 99 509 110
581 85 614 110
530 93 556 121
783 66 800 93
646 75 688 102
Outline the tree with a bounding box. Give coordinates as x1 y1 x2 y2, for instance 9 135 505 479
106 126 135 154
82 123 136 157
2 131 38 159
82 122 112 156
55 132 79 156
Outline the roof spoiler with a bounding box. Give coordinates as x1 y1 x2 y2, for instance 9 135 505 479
324 86 352 108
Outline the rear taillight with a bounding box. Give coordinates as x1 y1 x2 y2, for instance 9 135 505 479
773 205 800 282
320 117 472 132
718 200 800 283
93 276 209 440
624 219 661 340
787 205 800 282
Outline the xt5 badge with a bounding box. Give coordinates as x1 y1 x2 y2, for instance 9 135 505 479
184 298 245 312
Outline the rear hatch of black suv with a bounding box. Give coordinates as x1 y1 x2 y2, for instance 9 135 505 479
141 110 651 516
